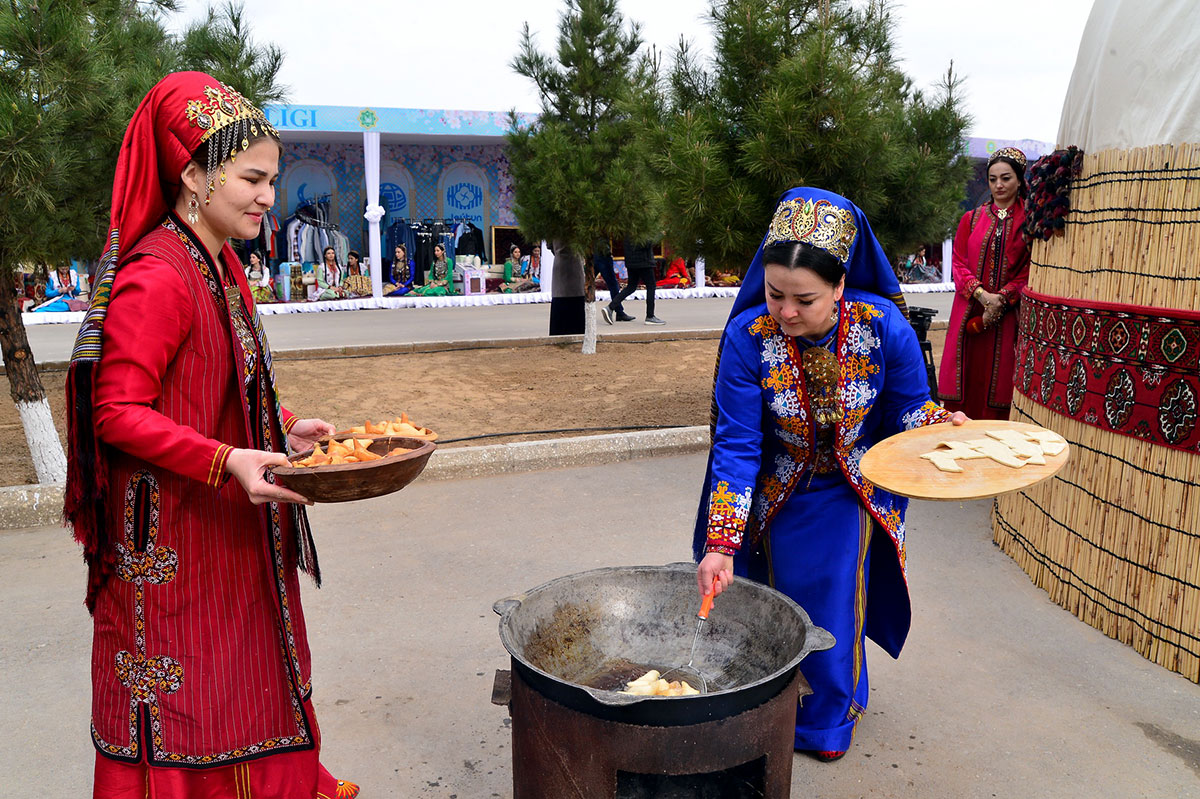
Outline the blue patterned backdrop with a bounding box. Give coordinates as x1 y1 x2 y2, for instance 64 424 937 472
277 141 515 256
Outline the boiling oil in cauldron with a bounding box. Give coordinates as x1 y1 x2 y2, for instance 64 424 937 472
575 657 710 693
576 658 667 691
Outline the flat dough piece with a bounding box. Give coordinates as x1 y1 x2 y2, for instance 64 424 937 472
920 452 964 472
934 441 990 459
972 439 1026 468
1023 429 1067 454
985 430 1041 458
1024 429 1066 443
1024 450 1047 465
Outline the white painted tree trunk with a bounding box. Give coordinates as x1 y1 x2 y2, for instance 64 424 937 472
17 397 67 484
583 300 598 355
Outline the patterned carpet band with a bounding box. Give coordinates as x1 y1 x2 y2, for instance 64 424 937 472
1015 288 1200 453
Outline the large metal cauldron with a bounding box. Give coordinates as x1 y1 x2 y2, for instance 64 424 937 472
495 563 835 726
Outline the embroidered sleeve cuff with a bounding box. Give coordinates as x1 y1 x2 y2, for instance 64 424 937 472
963 277 983 300
207 444 234 488
705 544 739 556
999 285 1020 305
705 479 752 553
901 400 955 430
282 414 299 435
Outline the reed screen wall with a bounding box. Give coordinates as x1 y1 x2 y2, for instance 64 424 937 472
995 145 1200 684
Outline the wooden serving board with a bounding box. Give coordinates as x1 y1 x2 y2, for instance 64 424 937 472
859 420 1070 501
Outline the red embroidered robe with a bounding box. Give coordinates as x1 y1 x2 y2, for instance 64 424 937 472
938 202 1031 416
89 220 314 767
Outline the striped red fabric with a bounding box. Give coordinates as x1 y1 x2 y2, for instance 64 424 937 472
90 223 315 769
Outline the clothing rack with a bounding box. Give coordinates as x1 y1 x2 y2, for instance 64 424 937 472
294 196 338 230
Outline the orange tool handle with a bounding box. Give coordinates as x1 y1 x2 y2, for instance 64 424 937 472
699 577 719 620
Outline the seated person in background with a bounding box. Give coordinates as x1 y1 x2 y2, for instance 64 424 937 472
656 255 692 288
411 242 453 296
316 246 347 300
709 269 742 287
385 244 414 296
34 263 84 312
528 246 541 290
246 250 274 304
896 245 939 284
341 250 372 297
501 244 537 293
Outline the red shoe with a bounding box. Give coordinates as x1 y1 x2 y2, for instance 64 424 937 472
813 750 846 762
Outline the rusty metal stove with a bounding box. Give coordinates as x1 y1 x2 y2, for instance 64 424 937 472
491 566 834 798
493 665 811 799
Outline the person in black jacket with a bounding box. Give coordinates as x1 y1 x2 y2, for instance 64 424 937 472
594 241 632 323
605 237 665 325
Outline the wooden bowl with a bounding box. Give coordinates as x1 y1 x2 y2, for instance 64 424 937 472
270 436 436 503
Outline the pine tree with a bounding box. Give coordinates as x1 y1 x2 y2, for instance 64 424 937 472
0 0 285 484
176 1 288 105
506 0 662 352
656 0 971 273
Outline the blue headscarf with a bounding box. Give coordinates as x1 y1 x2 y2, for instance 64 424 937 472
728 186 906 321
693 186 906 561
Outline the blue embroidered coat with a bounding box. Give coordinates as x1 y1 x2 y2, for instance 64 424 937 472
694 289 950 655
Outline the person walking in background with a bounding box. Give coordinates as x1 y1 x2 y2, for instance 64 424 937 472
605 237 664 325
938 147 1031 419
594 241 633 323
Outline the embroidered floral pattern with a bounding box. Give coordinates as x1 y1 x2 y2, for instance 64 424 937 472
706 299 951 567
707 480 752 552
115 545 179 586
115 652 184 703
115 471 177 586
227 291 259 390
336 780 362 798
901 400 952 430
749 315 780 338
95 470 181 761
765 364 796 392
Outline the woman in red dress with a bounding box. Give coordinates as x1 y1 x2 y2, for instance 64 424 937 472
64 72 359 798
656 255 693 288
937 147 1031 420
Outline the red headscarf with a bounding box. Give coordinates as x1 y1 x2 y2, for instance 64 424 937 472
65 72 277 607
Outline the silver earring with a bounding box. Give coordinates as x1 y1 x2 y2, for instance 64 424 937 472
187 193 199 224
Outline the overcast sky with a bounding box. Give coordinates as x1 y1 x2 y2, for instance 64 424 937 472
170 0 1095 144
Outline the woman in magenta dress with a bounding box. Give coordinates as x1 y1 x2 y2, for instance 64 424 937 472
938 147 1031 420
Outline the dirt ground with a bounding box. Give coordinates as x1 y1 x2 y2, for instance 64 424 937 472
0 331 946 487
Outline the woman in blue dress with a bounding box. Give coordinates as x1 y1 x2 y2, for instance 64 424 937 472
34 264 83 312
385 243 415 296
694 187 966 762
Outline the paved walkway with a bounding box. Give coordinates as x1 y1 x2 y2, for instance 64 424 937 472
2 452 1197 797
17 291 955 365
